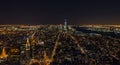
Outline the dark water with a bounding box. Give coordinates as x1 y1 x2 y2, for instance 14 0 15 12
75 27 120 38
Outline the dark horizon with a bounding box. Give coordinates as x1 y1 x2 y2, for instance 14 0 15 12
0 0 120 25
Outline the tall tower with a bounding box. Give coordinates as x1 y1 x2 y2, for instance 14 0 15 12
26 38 30 50
31 32 36 59
64 19 68 31
26 38 30 59
64 19 67 26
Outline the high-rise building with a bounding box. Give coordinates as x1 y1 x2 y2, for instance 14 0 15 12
26 38 30 59
26 38 30 51
64 19 68 31
64 19 68 27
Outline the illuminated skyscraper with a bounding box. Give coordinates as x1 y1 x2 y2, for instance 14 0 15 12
64 19 67 26
26 38 30 59
64 19 68 31
26 38 30 51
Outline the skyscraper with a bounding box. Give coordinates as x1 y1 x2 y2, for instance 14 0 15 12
26 38 30 59
64 19 67 26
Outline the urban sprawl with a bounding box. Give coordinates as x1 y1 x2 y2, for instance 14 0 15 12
0 24 120 65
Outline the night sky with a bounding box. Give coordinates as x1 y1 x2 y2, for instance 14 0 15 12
0 0 120 25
